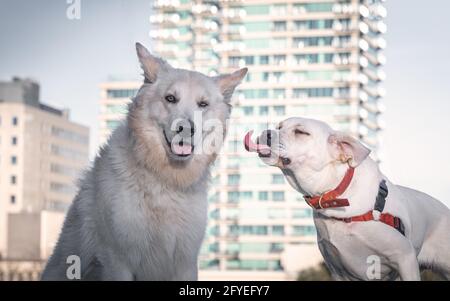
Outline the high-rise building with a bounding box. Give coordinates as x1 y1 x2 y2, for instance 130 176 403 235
98 0 387 280
0 77 90 263
98 81 140 146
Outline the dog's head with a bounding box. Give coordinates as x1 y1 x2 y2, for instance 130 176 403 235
128 43 247 188
250 117 371 193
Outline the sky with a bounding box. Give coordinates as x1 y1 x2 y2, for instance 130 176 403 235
0 0 449 205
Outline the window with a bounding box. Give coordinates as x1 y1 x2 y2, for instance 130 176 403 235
241 89 269 100
50 182 75 195
273 21 286 32
106 89 138 99
294 19 334 30
272 191 285 201
11 175 16 185
200 259 219 270
273 106 285 116
293 208 313 218
51 164 79 177
245 21 271 32
106 120 121 130
10 195 16 204
51 145 86 161
244 5 270 15
228 192 239 203
11 136 17 145
105 104 128 115
257 89 269 99
51 126 88 144
259 106 269 116
273 72 284 83
273 89 285 99
245 39 270 49
272 174 285 184
294 3 334 13
229 56 241 67
243 56 255 65
258 191 268 201
47 200 70 212
292 225 316 236
228 174 240 185
270 243 284 253
11 156 17 165
208 225 220 236
272 225 285 236
242 106 254 116
271 4 287 15
295 54 318 64
259 56 269 65
293 36 333 47
241 191 253 200
12 117 18 126
293 88 334 98
273 55 286 65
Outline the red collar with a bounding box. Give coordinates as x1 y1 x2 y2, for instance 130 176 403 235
304 168 406 236
304 167 355 209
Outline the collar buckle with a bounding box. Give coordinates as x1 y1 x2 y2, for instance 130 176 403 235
372 210 381 221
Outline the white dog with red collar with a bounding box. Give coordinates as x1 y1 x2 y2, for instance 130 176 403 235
245 117 450 281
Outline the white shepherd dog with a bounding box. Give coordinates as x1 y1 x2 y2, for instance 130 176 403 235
41 43 247 280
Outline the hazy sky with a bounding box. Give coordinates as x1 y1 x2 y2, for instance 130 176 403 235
0 0 449 205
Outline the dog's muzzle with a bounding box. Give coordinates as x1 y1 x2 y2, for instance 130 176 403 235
164 119 196 158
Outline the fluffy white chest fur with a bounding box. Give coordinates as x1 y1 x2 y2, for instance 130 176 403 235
104 169 208 280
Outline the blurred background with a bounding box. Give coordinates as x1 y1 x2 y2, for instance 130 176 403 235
0 0 449 281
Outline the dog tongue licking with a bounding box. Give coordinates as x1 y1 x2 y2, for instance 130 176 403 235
244 131 271 155
171 142 193 156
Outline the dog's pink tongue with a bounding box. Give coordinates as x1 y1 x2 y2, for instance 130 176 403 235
171 143 193 155
244 131 271 154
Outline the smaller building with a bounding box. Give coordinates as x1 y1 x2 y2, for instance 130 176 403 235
0 77 90 262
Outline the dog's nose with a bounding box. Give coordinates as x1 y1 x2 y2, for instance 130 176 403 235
262 129 277 147
266 131 272 147
175 120 195 137
280 157 291 166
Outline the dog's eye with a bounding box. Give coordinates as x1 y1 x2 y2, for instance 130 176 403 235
198 101 209 108
165 94 177 103
294 129 310 136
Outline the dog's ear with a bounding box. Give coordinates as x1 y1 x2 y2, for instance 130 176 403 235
328 132 371 167
214 68 248 102
136 42 170 83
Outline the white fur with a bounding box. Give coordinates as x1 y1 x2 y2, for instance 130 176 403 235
259 117 450 281
41 43 247 280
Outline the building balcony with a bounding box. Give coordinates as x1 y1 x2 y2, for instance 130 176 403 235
192 3 219 17
360 101 382 115
192 20 219 32
333 2 359 16
149 13 180 26
361 51 386 66
219 0 244 6
221 8 245 21
153 0 180 10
